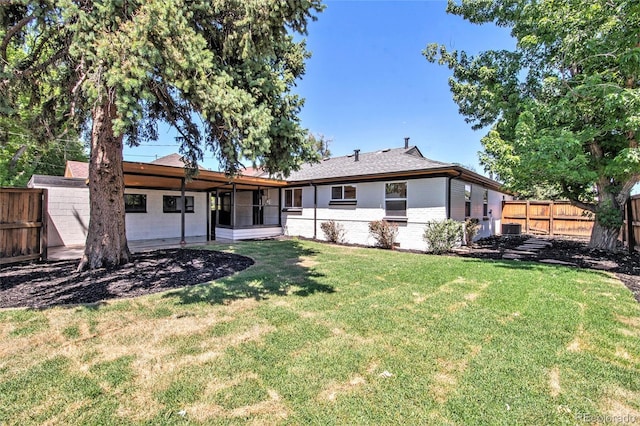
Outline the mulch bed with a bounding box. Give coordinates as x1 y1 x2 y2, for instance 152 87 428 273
1 237 639 309
0 249 254 309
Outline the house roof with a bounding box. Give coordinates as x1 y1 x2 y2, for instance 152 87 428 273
62 145 505 193
150 153 206 170
284 146 504 191
286 146 451 182
64 160 89 178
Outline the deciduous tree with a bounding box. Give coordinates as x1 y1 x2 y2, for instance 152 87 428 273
425 0 640 250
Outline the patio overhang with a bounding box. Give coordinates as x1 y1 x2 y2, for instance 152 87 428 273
122 161 288 192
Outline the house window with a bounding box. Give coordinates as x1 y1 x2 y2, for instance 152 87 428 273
385 182 407 217
465 184 472 217
163 195 195 213
124 194 147 213
483 189 489 217
284 188 302 208
331 185 356 200
330 185 357 205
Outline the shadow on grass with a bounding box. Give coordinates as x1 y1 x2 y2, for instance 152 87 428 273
457 256 614 280
163 239 335 306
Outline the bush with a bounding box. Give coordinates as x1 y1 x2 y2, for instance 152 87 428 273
423 219 463 254
464 218 480 245
320 220 346 243
368 220 399 249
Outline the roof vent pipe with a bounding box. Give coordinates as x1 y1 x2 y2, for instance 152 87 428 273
354 149 360 161
404 137 410 149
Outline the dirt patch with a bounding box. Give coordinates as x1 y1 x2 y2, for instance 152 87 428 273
549 366 561 397
456 236 640 303
0 249 254 309
319 375 367 402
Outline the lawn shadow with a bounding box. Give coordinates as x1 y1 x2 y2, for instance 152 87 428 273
163 239 335 306
458 256 616 281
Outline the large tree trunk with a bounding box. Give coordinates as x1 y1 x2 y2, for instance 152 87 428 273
78 99 131 271
588 190 623 252
589 221 621 251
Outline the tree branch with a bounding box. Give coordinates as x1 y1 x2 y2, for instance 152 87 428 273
1 13 36 63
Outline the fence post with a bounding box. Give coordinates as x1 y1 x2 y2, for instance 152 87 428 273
525 201 530 234
627 198 635 254
41 189 48 261
549 201 554 236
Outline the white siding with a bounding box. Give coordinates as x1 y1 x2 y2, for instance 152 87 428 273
124 189 207 241
450 179 512 240
37 186 90 247
216 227 282 241
283 178 449 251
449 179 467 222
32 182 209 247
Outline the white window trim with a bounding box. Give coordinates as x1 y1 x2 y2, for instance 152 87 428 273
330 184 357 201
283 188 303 210
384 181 408 220
483 189 489 218
464 184 472 218
329 184 357 206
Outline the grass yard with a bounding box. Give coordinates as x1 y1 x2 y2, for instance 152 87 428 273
1 239 639 425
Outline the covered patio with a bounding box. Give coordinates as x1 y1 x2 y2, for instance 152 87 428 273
122 161 287 243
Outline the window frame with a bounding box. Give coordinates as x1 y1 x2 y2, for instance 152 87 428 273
482 189 489 217
384 181 408 220
124 193 147 213
329 184 357 206
464 184 472 218
283 188 302 211
163 195 195 213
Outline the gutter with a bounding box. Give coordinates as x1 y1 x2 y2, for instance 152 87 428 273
447 170 463 219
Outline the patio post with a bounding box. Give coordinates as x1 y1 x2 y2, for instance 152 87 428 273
231 183 236 229
180 177 186 245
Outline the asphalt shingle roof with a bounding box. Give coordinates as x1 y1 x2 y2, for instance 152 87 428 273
64 160 89 178
150 153 206 170
286 146 452 182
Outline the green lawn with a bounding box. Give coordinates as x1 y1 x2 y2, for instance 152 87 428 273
1 239 639 425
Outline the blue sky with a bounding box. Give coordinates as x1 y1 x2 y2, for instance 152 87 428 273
123 0 515 174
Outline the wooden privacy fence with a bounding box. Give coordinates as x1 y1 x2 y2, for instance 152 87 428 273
624 195 640 252
0 188 48 265
502 200 594 238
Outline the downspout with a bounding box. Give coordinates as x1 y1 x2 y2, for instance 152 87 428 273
447 170 463 219
312 182 317 239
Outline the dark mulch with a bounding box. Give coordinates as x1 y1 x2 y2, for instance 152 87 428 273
2 236 638 310
455 235 640 302
0 249 254 309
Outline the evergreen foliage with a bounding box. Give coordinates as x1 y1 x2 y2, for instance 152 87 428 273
1 0 324 268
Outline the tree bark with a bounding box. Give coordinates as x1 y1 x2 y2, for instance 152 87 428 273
588 189 623 252
589 220 621 251
77 98 130 271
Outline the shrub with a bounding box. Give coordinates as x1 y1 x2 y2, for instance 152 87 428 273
423 219 463 254
368 220 399 249
464 218 480 245
320 220 346 244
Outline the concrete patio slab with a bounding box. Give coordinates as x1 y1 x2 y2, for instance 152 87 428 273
47 236 227 261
